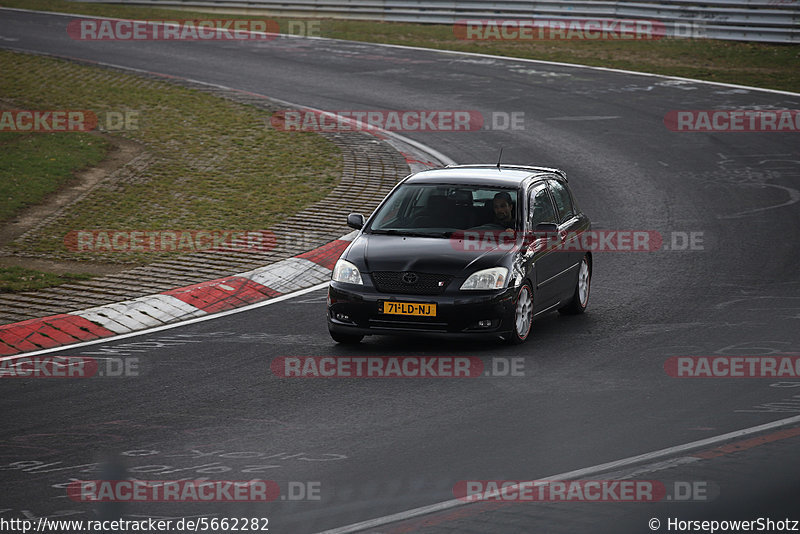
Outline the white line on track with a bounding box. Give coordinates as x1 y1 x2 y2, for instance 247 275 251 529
2 6 799 98
316 414 800 533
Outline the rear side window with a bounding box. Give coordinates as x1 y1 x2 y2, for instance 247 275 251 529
548 179 575 223
528 184 557 227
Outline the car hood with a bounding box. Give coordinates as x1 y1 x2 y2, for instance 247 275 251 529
346 233 512 276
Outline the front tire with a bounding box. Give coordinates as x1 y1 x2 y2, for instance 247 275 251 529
559 254 591 315
505 282 533 345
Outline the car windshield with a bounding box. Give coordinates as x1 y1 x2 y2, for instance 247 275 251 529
367 183 519 236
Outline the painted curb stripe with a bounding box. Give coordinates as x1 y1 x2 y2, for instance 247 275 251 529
72 307 150 335
0 342 19 356
0 226 357 353
143 294 209 319
163 276 280 314
0 314 115 354
44 314 116 340
0 322 51 352
297 239 351 270
245 258 332 294
29 322 77 345
0 325 52 352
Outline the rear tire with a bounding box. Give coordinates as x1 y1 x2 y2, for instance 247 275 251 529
559 254 591 315
329 329 363 344
505 282 533 345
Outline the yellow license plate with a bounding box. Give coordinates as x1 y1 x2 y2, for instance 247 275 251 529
381 301 437 316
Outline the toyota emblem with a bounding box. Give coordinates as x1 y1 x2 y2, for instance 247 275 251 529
401 272 419 285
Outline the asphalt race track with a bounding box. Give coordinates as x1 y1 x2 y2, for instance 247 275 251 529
1 9 799 533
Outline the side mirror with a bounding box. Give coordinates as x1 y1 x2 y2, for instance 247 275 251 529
347 213 365 230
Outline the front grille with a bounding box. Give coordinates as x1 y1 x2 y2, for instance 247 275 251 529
371 271 452 295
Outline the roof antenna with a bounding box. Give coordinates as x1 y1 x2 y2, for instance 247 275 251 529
496 147 504 170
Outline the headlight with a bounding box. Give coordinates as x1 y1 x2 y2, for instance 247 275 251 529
332 259 364 285
460 267 508 290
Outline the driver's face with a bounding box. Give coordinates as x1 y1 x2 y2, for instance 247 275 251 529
493 198 513 224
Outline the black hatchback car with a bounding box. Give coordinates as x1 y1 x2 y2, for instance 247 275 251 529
327 164 592 344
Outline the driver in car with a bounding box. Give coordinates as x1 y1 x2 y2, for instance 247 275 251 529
492 192 515 232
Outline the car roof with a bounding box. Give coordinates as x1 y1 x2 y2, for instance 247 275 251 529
403 164 566 188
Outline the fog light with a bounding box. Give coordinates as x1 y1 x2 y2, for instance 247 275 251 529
478 320 492 328
336 313 350 322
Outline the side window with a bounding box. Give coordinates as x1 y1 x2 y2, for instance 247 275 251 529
548 179 575 223
528 184 557 228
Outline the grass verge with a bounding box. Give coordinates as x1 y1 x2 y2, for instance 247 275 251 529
0 0 797 92
0 132 111 223
0 49 342 265
0 266 92 293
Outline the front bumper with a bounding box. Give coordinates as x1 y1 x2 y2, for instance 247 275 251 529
327 281 517 337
